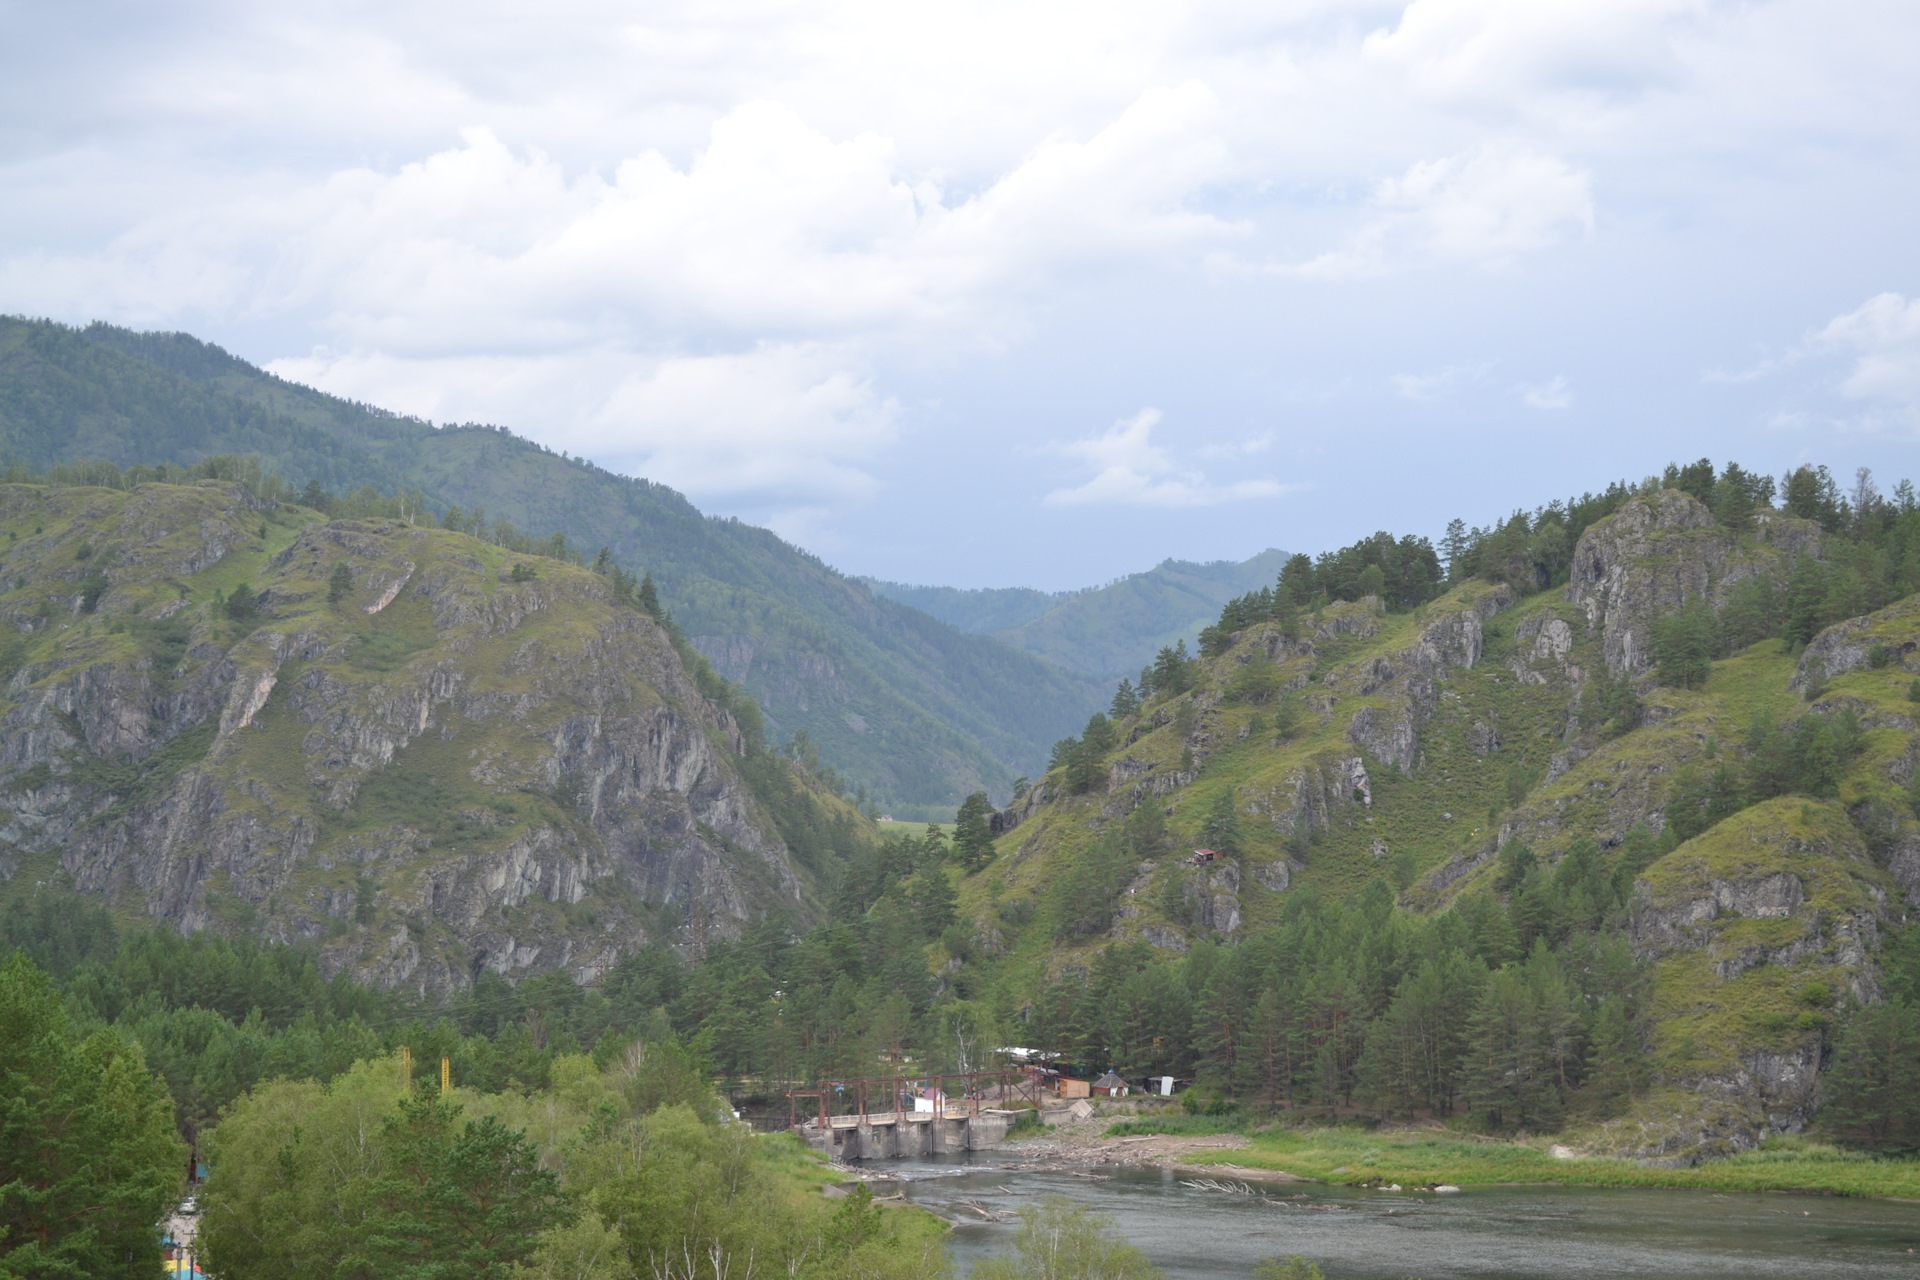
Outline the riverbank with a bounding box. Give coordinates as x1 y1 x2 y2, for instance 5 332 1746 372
1176 1127 1920 1199
1013 1114 1920 1198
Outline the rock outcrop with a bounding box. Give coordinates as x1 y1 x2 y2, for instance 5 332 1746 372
0 483 806 994
1792 594 1920 694
1566 491 1820 677
1610 798 1893 1153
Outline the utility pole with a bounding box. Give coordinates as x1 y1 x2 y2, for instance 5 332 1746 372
442 1056 451 1094
401 1045 411 1091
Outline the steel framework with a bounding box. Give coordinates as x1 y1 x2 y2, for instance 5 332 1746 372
785 1066 1045 1129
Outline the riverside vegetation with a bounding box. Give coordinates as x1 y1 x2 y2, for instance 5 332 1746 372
9 427 1920 1275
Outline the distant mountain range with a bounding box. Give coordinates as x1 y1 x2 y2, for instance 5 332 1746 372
863 550 1287 678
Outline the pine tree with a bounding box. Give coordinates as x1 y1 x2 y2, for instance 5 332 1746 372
1785 552 1828 644
327 561 353 604
1585 997 1646 1117
637 571 662 620
0 955 186 1280
1822 1000 1920 1150
1650 602 1716 688
951 791 996 871
1443 518 1469 582
362 1095 575 1280
224 580 260 622
1198 789 1242 858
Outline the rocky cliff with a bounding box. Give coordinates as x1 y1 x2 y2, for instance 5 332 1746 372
0 481 808 994
1566 490 1821 676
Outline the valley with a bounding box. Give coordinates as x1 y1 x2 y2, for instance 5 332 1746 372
5 341 1920 1275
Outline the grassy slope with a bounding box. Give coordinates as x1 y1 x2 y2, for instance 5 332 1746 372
0 317 1106 813
962 565 1920 1162
961 584 1533 978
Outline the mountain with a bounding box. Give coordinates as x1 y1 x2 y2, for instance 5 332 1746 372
0 317 1108 818
0 478 855 993
963 484 1916 1158
856 581 1065 634
865 549 1288 678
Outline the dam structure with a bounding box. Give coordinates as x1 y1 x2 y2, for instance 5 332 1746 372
788 1070 1037 1159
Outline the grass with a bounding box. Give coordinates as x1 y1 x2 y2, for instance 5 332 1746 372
877 818 952 838
1105 1113 1249 1138
1180 1126 1920 1198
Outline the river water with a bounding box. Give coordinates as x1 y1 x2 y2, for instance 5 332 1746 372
874 1154 1920 1278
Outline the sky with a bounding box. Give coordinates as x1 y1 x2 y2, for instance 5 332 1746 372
4 0 1919 591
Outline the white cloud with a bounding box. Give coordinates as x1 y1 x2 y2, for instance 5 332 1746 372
1816 292 1920 416
1044 409 1288 508
1199 432 1274 460
1393 362 1493 401
1519 376 1573 409
1361 0 1705 105
1283 142 1593 279
273 341 895 505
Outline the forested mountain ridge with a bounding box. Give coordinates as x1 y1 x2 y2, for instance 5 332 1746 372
0 475 880 995
865 549 1289 678
950 466 1920 1159
0 316 1106 817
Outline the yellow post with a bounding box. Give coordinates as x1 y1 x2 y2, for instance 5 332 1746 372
401 1045 411 1091
441 1056 450 1094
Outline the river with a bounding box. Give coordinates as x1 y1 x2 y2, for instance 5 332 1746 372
873 1155 1920 1278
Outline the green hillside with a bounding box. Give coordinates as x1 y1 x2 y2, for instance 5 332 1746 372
0 317 1106 817
866 548 1288 677
913 465 1920 1159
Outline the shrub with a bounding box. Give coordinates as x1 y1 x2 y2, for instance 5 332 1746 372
1255 1262 1326 1280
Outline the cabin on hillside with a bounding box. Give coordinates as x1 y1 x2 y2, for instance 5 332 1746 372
1187 848 1218 866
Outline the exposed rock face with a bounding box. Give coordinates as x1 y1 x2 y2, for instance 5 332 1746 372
1628 872 1808 959
1250 754 1372 841
989 778 1054 836
1566 491 1820 677
1616 799 1892 1150
1509 612 1580 689
1338 584 1514 773
1792 595 1920 693
0 484 803 994
1183 860 1240 937
1254 858 1294 892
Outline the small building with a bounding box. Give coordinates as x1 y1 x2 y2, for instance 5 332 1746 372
913 1087 945 1113
1188 848 1218 866
1049 1076 1091 1099
1092 1071 1128 1097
